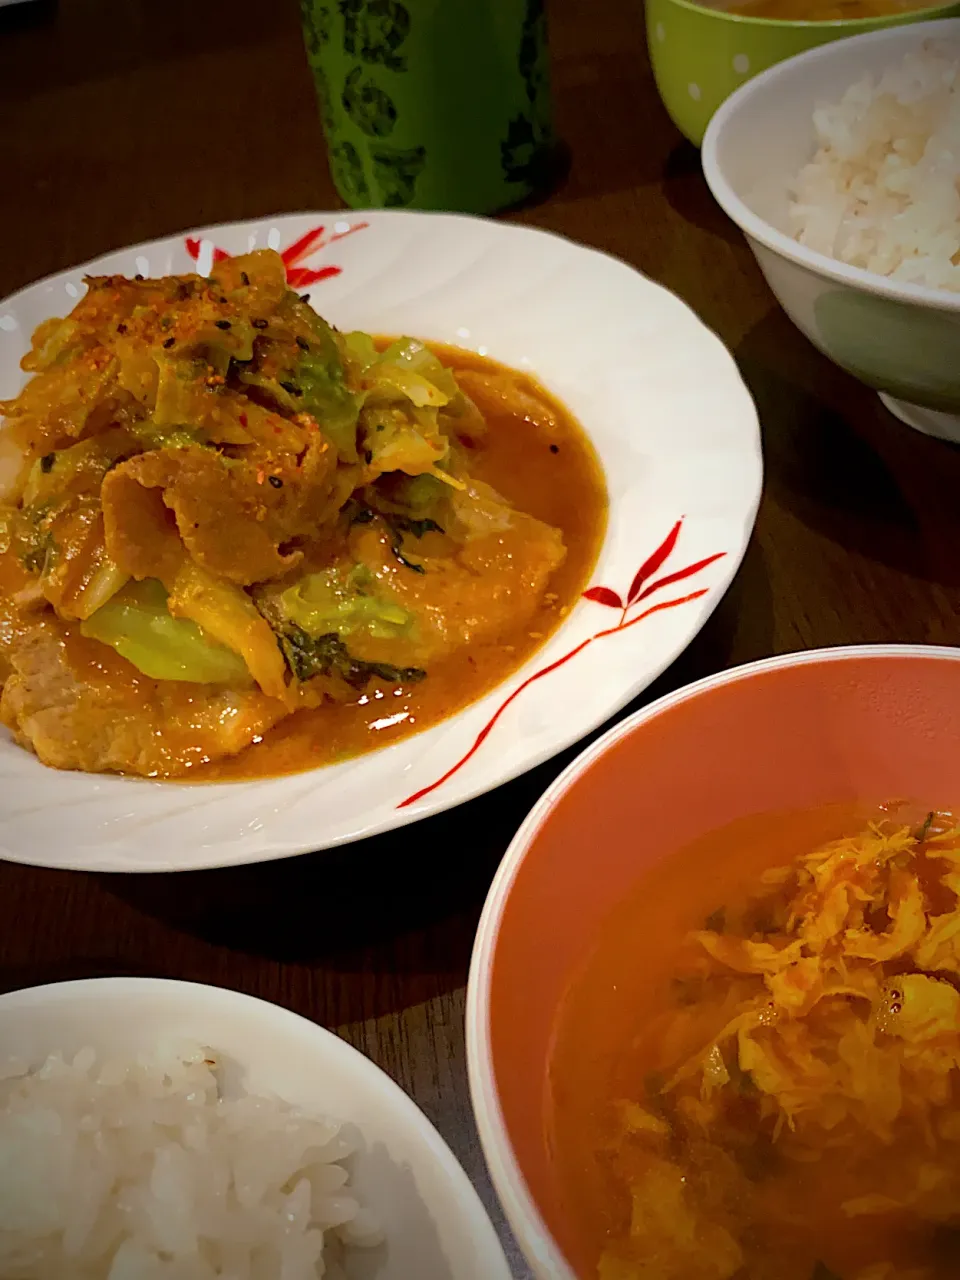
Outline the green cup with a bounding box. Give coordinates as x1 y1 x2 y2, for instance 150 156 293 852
300 0 556 213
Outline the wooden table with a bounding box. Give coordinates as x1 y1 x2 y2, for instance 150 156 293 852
3 0 959 1273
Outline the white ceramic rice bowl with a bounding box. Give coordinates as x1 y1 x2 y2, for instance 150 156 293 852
702 19 960 442
0 977 510 1280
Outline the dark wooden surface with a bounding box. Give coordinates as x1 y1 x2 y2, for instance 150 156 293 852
3 1 960 1274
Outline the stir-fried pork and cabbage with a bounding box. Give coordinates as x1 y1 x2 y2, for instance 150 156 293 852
0 250 578 777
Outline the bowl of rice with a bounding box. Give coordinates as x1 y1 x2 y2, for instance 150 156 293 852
701 19 960 442
0 977 511 1280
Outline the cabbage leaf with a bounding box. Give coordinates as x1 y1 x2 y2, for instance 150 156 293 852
81 578 253 686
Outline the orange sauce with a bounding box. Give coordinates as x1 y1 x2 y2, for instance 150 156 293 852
201 346 607 781
0 549 34 682
545 802 960 1280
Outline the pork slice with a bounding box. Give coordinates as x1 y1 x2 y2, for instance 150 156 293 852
0 620 288 778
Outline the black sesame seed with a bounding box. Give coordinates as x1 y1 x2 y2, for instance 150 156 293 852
252 318 268 330
549 443 560 454
40 452 56 473
163 336 175 349
279 380 302 396
296 336 310 351
218 296 228 304
299 293 310 303
134 273 144 281
116 322 128 335
268 474 283 489
215 319 231 330
240 271 250 286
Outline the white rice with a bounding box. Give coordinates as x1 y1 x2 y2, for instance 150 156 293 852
790 39 960 291
0 1043 382 1279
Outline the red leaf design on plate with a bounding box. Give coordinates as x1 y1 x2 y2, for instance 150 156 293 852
281 226 326 266
328 221 369 245
182 223 367 287
186 241 234 267
595 588 710 639
582 586 623 609
398 635 596 809
399 516 729 809
628 519 683 604
287 265 342 288
635 552 727 602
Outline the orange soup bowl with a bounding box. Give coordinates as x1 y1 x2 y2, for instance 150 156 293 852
466 644 960 1280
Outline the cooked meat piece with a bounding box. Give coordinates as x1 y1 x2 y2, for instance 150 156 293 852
0 620 288 777
452 369 559 433
341 480 566 669
102 437 352 587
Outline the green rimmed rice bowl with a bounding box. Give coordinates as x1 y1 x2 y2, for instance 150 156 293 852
646 0 960 145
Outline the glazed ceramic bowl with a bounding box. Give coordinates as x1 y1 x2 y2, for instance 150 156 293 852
466 645 960 1279
702 19 960 443
0 977 510 1280
646 0 960 145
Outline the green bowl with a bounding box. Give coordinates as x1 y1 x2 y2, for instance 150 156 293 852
646 0 960 145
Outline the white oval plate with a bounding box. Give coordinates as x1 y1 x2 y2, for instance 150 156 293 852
0 211 761 871
0 977 511 1280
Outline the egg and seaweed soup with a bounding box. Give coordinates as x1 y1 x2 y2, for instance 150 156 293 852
0 250 596 778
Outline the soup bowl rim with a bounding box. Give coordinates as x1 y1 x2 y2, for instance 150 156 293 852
466 640 960 1280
